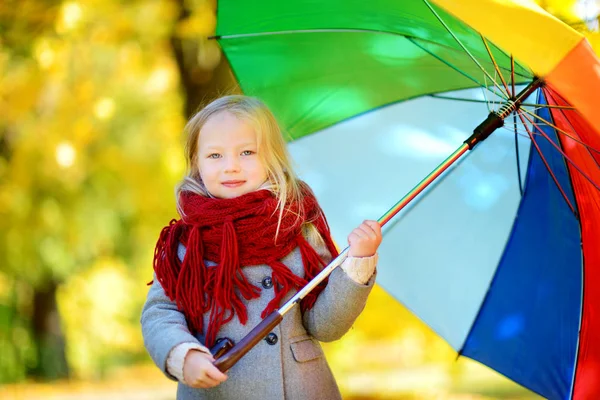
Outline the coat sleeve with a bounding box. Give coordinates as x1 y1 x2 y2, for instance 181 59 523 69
302 242 377 342
140 275 206 380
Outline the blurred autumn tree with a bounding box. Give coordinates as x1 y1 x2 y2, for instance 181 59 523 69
536 0 600 48
0 0 598 388
0 0 233 382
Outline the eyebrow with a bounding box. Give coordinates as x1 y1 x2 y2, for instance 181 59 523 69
201 142 257 151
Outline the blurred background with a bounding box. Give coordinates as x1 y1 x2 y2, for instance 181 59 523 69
1 0 598 399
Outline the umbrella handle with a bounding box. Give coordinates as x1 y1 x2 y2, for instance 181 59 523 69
210 337 235 359
213 311 283 372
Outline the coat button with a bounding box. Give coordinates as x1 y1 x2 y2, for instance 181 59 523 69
265 332 278 345
261 276 273 289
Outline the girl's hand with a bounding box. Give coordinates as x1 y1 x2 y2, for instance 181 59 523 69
347 220 382 257
183 350 228 388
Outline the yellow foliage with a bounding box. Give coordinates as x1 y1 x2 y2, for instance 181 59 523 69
175 2 216 38
0 271 9 303
535 0 579 20
56 2 85 34
587 32 600 53
58 259 143 379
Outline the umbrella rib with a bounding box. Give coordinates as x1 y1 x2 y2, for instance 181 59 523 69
214 28 532 79
511 55 516 99
482 75 493 112
429 94 490 104
504 109 585 200
516 111 577 214
429 94 574 110
420 0 508 99
512 112 524 195
406 37 508 101
485 73 502 112
479 37 532 82
480 34 511 97
472 32 531 82
286 84 346 135
522 104 575 111
500 125 533 140
502 104 600 154
521 110 600 193
487 40 532 83
504 121 588 144
216 28 381 39
519 107 600 156
543 88 600 172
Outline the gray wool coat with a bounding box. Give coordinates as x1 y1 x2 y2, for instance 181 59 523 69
141 239 376 400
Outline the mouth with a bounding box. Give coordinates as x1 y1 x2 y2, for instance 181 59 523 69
221 180 246 188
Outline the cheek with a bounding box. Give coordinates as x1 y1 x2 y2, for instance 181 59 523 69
198 160 214 180
251 159 268 178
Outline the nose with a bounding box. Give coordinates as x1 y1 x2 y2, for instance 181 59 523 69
224 155 241 173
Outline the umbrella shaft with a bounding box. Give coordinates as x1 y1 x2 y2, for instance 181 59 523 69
282 79 545 312
283 79 544 314
378 144 469 226
281 141 471 313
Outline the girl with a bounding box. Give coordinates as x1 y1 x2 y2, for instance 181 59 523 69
141 95 381 400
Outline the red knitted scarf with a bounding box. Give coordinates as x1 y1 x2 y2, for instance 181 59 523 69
152 186 339 347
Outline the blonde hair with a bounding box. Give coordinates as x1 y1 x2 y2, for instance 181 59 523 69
176 95 323 245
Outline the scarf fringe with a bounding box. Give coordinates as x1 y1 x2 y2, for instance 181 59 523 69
176 226 205 324
297 236 329 312
206 217 261 346
152 219 182 297
262 259 305 318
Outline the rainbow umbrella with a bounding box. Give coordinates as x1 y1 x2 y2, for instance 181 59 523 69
210 1 600 398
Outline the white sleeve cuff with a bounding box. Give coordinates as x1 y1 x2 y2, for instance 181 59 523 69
166 342 211 383
341 253 378 285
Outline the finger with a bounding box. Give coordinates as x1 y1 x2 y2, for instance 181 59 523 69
347 231 361 244
205 365 228 382
351 228 369 239
356 223 378 239
355 227 378 243
364 220 382 235
192 374 221 388
360 222 381 239
361 222 382 243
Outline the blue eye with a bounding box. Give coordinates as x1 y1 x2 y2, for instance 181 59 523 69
241 150 255 156
208 153 221 159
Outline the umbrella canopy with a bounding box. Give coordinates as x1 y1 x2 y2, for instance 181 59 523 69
213 1 600 398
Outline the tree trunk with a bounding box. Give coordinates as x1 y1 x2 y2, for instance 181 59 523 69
170 0 238 118
28 280 69 380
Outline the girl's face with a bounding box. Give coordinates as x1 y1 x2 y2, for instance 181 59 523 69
197 111 268 199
